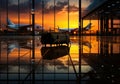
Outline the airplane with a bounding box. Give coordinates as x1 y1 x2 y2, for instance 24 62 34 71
5 18 44 34
6 37 41 54
57 23 92 34
7 42 19 54
82 41 92 48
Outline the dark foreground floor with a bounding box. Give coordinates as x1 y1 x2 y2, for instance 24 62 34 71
0 36 120 84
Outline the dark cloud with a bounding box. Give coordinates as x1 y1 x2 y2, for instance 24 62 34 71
89 0 94 2
0 0 78 14
43 1 79 14
55 1 68 11
66 5 79 12
8 0 29 6
0 0 7 10
43 1 68 14
35 0 50 9
0 0 31 13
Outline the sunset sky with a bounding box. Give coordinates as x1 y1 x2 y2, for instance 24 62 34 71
0 0 97 30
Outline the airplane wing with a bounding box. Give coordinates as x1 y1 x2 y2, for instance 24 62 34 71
56 23 92 34
17 24 32 30
18 24 32 28
59 29 69 32
58 28 78 32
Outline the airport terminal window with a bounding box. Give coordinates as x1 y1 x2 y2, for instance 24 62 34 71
0 0 79 84
0 0 120 84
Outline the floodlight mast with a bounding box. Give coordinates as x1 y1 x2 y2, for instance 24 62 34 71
31 1 35 83
32 0 35 60
32 0 35 36
79 0 82 82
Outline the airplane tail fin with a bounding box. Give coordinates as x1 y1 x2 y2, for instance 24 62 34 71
7 18 15 25
84 23 92 30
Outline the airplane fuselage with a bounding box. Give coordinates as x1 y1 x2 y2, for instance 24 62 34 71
7 25 19 30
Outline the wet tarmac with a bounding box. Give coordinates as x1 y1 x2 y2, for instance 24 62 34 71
0 36 78 84
0 36 120 84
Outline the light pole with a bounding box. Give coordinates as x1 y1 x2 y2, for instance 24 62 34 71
78 0 81 82
31 1 35 83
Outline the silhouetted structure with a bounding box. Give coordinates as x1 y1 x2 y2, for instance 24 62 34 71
41 32 70 46
82 0 120 35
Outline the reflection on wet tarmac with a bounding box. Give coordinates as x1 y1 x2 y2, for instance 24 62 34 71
41 46 69 60
0 36 120 83
0 36 79 84
81 36 120 84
